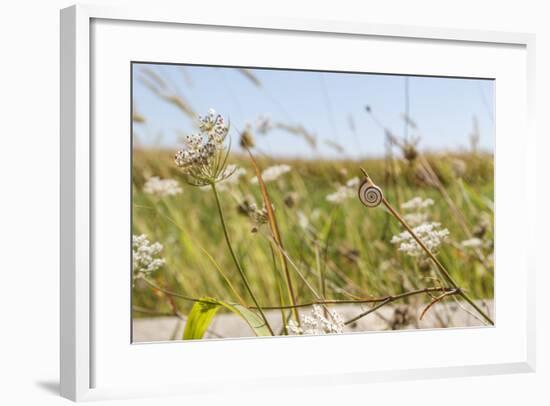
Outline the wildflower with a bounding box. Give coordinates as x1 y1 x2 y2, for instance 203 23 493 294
401 197 434 226
287 305 345 335
237 195 272 233
237 195 256 216
255 114 274 134
143 176 182 197
326 177 360 204
132 234 165 281
401 197 434 210
403 212 429 226
346 177 360 188
326 186 354 203
461 238 483 248
198 108 229 143
174 109 232 186
391 222 450 257
250 205 270 233
250 164 291 184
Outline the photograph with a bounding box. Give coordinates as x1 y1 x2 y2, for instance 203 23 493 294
131 63 495 342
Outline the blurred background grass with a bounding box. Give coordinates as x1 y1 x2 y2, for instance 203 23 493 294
132 148 494 317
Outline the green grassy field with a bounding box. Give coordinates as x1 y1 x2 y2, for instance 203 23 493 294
132 147 494 328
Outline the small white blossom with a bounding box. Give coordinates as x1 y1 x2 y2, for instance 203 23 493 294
326 186 354 203
401 197 434 210
132 234 165 281
326 177 359 204
198 108 230 144
461 238 483 248
287 305 345 335
403 212 429 226
345 177 360 188
237 196 273 232
391 222 450 257
400 196 434 226
143 176 182 197
174 109 232 186
251 164 291 184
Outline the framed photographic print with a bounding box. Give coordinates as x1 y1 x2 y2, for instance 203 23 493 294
60 4 536 401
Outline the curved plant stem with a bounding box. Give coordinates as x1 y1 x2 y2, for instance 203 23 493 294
142 278 456 314
210 183 274 335
249 287 457 310
141 277 218 305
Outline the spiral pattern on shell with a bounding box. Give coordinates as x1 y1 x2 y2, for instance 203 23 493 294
358 180 383 207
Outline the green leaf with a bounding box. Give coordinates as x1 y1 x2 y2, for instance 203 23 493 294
218 302 272 337
183 298 220 340
182 297 272 339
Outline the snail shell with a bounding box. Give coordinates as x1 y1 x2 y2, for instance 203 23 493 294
358 179 383 207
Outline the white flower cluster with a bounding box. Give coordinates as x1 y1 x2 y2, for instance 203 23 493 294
287 305 345 335
143 176 182 197
251 164 291 184
326 177 359 204
132 234 165 280
401 196 434 210
401 197 434 226
391 222 450 257
461 237 483 248
174 108 229 174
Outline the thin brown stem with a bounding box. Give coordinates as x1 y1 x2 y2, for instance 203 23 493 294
250 287 456 311
141 277 218 305
344 288 461 326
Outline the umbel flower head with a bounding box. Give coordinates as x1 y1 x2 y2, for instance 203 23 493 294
400 196 434 226
391 222 450 257
237 195 273 233
132 234 165 282
326 177 360 204
287 305 345 335
250 164 291 184
174 109 235 186
143 176 182 197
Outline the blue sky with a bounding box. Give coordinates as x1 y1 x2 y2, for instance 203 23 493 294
132 63 494 159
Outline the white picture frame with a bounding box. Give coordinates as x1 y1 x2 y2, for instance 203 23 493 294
60 4 536 402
